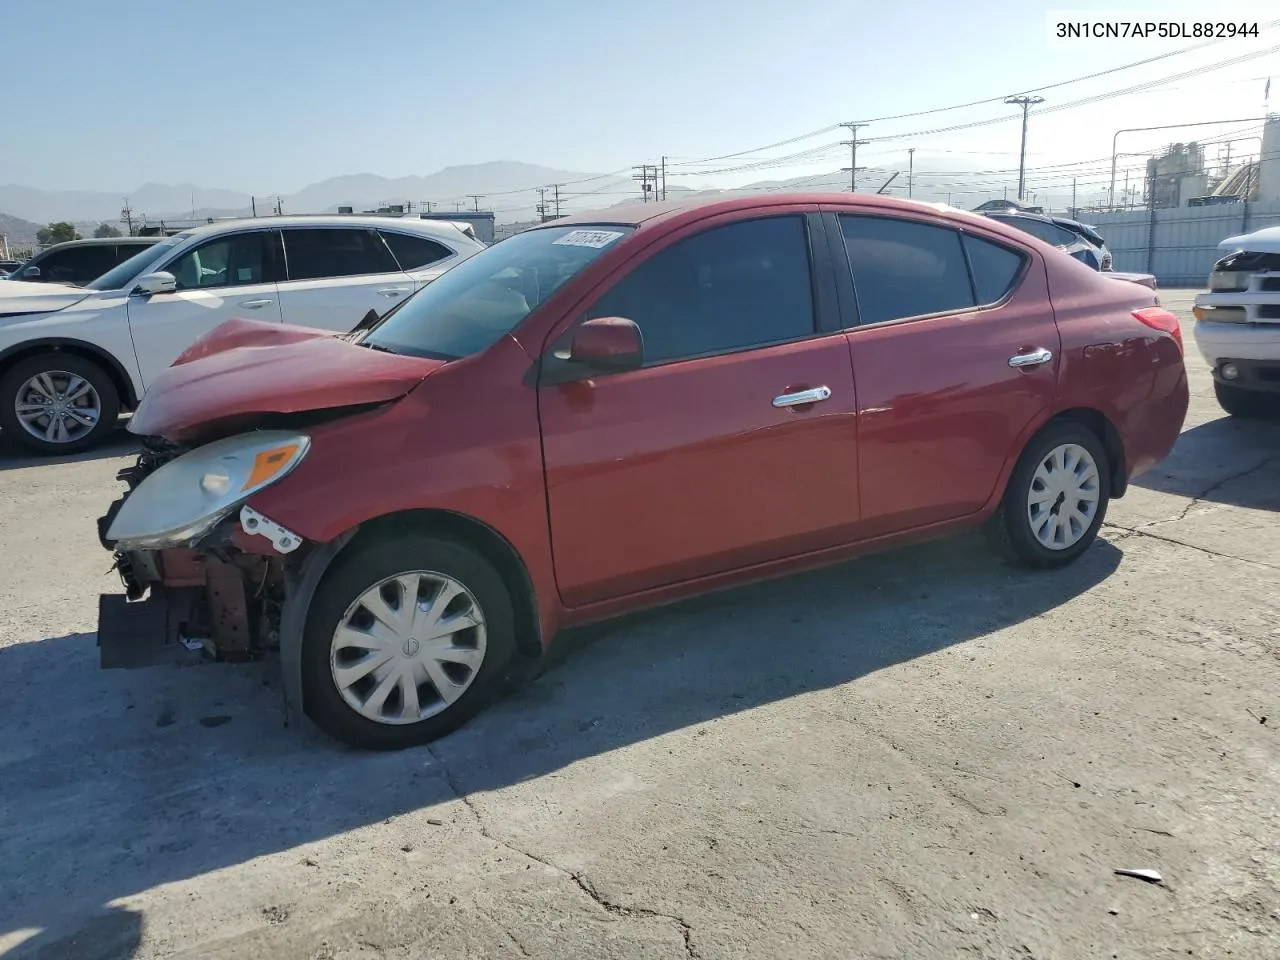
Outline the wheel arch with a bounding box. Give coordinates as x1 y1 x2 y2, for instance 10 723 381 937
329 508 543 661
1047 406 1128 499
0 338 139 409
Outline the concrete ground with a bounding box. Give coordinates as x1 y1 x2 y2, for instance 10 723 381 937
1 290 1277 960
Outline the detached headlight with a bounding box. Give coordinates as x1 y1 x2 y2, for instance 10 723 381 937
106 431 310 550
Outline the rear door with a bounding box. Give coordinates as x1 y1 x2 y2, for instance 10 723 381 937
827 210 1060 536
125 229 284 385
537 210 862 607
276 226 414 330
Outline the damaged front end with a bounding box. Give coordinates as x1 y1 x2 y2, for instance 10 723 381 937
96 432 309 671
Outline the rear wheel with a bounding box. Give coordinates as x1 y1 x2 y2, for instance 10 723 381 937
0 353 119 455
1214 381 1280 419
987 421 1111 569
300 533 516 750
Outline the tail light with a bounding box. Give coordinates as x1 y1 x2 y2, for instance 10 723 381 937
1132 306 1182 353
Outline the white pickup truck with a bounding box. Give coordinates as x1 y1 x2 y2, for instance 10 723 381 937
1192 225 1280 418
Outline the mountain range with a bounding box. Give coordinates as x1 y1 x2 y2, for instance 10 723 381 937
1 158 1092 246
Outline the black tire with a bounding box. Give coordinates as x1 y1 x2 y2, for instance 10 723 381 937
0 352 120 455
300 533 517 750
986 421 1111 570
1214 381 1280 419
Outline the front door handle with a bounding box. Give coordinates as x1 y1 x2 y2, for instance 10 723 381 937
1008 347 1053 368
772 385 832 408
239 298 274 309
377 287 412 298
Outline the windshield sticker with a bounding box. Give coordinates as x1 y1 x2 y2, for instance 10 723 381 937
553 229 625 249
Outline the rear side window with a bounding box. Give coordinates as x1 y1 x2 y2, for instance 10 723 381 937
379 231 453 270
586 215 816 365
41 246 117 284
838 215 975 325
963 234 1025 304
283 228 398 281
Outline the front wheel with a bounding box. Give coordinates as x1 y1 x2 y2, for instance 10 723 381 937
1214 381 1280 419
0 353 120 455
300 533 516 750
987 422 1111 570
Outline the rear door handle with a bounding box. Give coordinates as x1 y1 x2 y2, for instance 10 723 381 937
377 287 412 298
238 298 274 309
772 385 832 408
1008 347 1053 368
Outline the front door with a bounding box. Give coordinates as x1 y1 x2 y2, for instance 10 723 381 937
126 229 283 386
829 210 1060 537
538 212 862 608
276 226 415 331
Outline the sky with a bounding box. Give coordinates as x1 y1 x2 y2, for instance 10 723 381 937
2 0 1278 210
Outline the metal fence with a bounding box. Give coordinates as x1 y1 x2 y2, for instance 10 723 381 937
1086 200 1280 286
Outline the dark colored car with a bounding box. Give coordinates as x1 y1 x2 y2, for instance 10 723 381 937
5 237 159 286
97 193 1189 750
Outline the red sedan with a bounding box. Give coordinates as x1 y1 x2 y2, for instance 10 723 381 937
97 194 1189 749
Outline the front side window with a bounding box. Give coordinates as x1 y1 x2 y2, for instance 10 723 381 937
839 215 975 325
361 224 635 360
585 215 816 365
167 232 272 290
379 231 453 270
283 228 398 281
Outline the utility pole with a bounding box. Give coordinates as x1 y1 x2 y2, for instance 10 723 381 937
536 187 548 222
274 195 283 216
660 156 667 201
1123 170 1130 208
1072 177 1077 217
553 183 562 218
467 195 484 213
1004 95 1045 201
907 148 914 199
632 164 658 202
839 122 868 192
422 200 435 213
120 199 135 236
250 197 257 218
455 201 464 212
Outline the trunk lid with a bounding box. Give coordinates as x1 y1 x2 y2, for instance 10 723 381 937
129 317 447 441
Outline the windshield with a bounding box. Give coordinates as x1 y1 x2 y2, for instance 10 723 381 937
362 224 636 359
86 233 191 291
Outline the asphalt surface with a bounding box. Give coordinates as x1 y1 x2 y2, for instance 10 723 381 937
1 290 1278 960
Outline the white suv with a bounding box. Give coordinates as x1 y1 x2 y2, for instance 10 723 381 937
1193 225 1280 419
0 215 484 454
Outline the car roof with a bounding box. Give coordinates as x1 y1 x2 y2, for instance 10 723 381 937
176 214 478 244
530 192 1017 236
36 236 159 251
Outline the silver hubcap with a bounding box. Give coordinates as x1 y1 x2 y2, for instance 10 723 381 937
14 370 101 444
1026 442 1101 550
330 570 487 725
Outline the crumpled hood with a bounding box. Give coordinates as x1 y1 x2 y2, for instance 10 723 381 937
0 278 92 316
129 317 447 441
1217 225 1280 254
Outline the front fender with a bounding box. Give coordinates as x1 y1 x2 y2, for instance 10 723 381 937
278 528 359 730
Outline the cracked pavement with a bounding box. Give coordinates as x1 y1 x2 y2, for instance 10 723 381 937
1 290 1278 959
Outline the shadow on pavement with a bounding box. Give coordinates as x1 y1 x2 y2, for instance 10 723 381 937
1132 414 1280 510
0 429 138 471
0 534 1123 958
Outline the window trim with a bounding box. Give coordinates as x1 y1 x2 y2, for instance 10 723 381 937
377 228 458 272
278 225 401 283
830 212 1031 331
543 211 831 379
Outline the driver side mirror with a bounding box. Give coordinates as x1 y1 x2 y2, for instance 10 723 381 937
133 271 177 296
20 266 40 279
568 316 644 372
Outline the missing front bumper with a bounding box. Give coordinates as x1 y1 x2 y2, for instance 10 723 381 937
97 587 205 669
